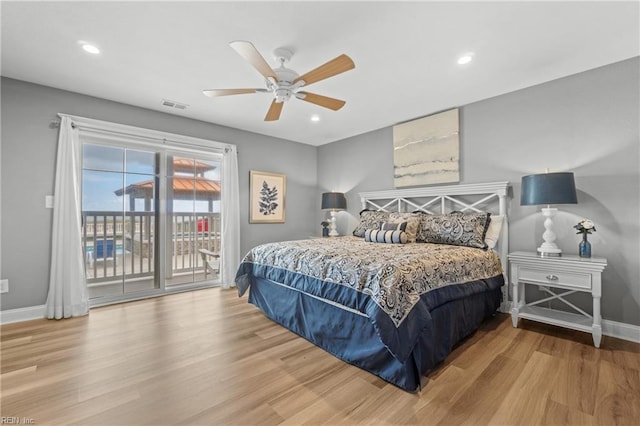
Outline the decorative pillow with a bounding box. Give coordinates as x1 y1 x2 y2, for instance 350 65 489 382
380 221 407 231
352 210 390 237
416 212 491 249
364 229 408 244
484 215 504 249
388 212 422 243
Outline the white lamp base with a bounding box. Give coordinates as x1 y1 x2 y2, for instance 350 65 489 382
328 211 339 237
537 207 562 257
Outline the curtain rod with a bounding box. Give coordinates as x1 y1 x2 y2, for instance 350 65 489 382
51 118 197 146
50 117 235 153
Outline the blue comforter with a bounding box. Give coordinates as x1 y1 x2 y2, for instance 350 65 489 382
236 236 504 363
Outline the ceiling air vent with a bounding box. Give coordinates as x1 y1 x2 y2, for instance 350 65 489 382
162 99 188 110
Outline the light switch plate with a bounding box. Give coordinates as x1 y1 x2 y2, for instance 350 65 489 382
0 279 8 293
45 195 54 209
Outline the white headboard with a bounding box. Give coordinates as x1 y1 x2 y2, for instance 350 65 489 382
358 181 511 312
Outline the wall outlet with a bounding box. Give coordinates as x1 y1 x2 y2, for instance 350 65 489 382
0 279 8 294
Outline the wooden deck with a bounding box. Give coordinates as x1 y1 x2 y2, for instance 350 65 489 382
1 288 639 425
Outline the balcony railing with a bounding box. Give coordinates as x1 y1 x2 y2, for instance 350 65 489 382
82 211 221 284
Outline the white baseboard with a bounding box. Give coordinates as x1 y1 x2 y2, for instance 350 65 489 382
0 305 46 325
1 304 639 344
602 318 640 344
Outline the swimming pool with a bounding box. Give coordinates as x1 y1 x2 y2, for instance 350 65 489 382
85 244 125 256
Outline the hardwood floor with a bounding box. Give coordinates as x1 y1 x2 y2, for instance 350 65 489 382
1 288 639 425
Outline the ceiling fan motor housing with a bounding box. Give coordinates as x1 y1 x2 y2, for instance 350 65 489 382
268 65 301 102
274 66 299 83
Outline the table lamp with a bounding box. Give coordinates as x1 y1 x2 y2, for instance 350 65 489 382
521 171 577 256
321 192 347 237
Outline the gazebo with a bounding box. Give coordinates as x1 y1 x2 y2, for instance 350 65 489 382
114 159 221 211
112 159 221 260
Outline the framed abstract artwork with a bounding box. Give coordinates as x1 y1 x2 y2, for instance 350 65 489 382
393 108 460 188
249 170 286 223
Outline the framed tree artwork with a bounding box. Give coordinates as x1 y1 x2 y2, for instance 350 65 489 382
249 170 286 223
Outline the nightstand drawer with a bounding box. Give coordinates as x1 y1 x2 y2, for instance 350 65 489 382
518 268 591 290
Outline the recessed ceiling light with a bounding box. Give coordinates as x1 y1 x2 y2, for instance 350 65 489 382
457 53 474 65
80 42 100 55
310 114 320 122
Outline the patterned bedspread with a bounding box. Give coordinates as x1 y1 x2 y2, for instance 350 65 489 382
235 236 504 362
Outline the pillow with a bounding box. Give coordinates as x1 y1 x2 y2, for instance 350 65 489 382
416 212 491 249
388 212 422 243
484 215 504 249
380 221 407 231
352 210 390 237
364 229 408 244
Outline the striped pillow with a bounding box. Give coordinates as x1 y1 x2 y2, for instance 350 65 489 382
364 229 408 244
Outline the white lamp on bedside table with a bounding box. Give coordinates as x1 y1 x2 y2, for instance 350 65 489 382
521 171 577 257
321 192 347 237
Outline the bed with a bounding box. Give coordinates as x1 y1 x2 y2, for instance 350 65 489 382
235 182 510 392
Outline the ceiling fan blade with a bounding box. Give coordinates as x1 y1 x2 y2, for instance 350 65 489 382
229 40 279 81
202 89 260 97
264 100 284 121
297 92 346 111
294 54 355 86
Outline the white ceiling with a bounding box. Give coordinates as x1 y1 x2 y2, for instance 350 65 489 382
2 1 638 146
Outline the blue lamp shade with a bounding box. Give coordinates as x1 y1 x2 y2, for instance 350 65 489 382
521 172 578 206
321 192 347 210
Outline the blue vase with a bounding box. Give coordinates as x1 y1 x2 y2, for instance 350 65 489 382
579 233 591 258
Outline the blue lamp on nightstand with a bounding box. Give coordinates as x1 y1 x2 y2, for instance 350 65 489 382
521 171 577 257
321 192 347 237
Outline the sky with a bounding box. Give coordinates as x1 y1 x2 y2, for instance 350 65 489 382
82 144 220 213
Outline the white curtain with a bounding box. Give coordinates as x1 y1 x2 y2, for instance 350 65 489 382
220 145 241 289
46 116 90 319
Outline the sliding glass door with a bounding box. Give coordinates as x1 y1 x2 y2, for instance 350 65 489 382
81 142 221 302
165 154 221 287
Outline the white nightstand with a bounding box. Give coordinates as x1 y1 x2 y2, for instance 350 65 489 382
508 251 607 347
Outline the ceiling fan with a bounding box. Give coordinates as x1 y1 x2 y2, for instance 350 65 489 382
203 41 355 121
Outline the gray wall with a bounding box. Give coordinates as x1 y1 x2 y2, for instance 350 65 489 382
318 58 640 326
3 58 639 327
0 77 317 310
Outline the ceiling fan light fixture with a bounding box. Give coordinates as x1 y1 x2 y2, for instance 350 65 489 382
275 87 293 102
310 114 321 122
